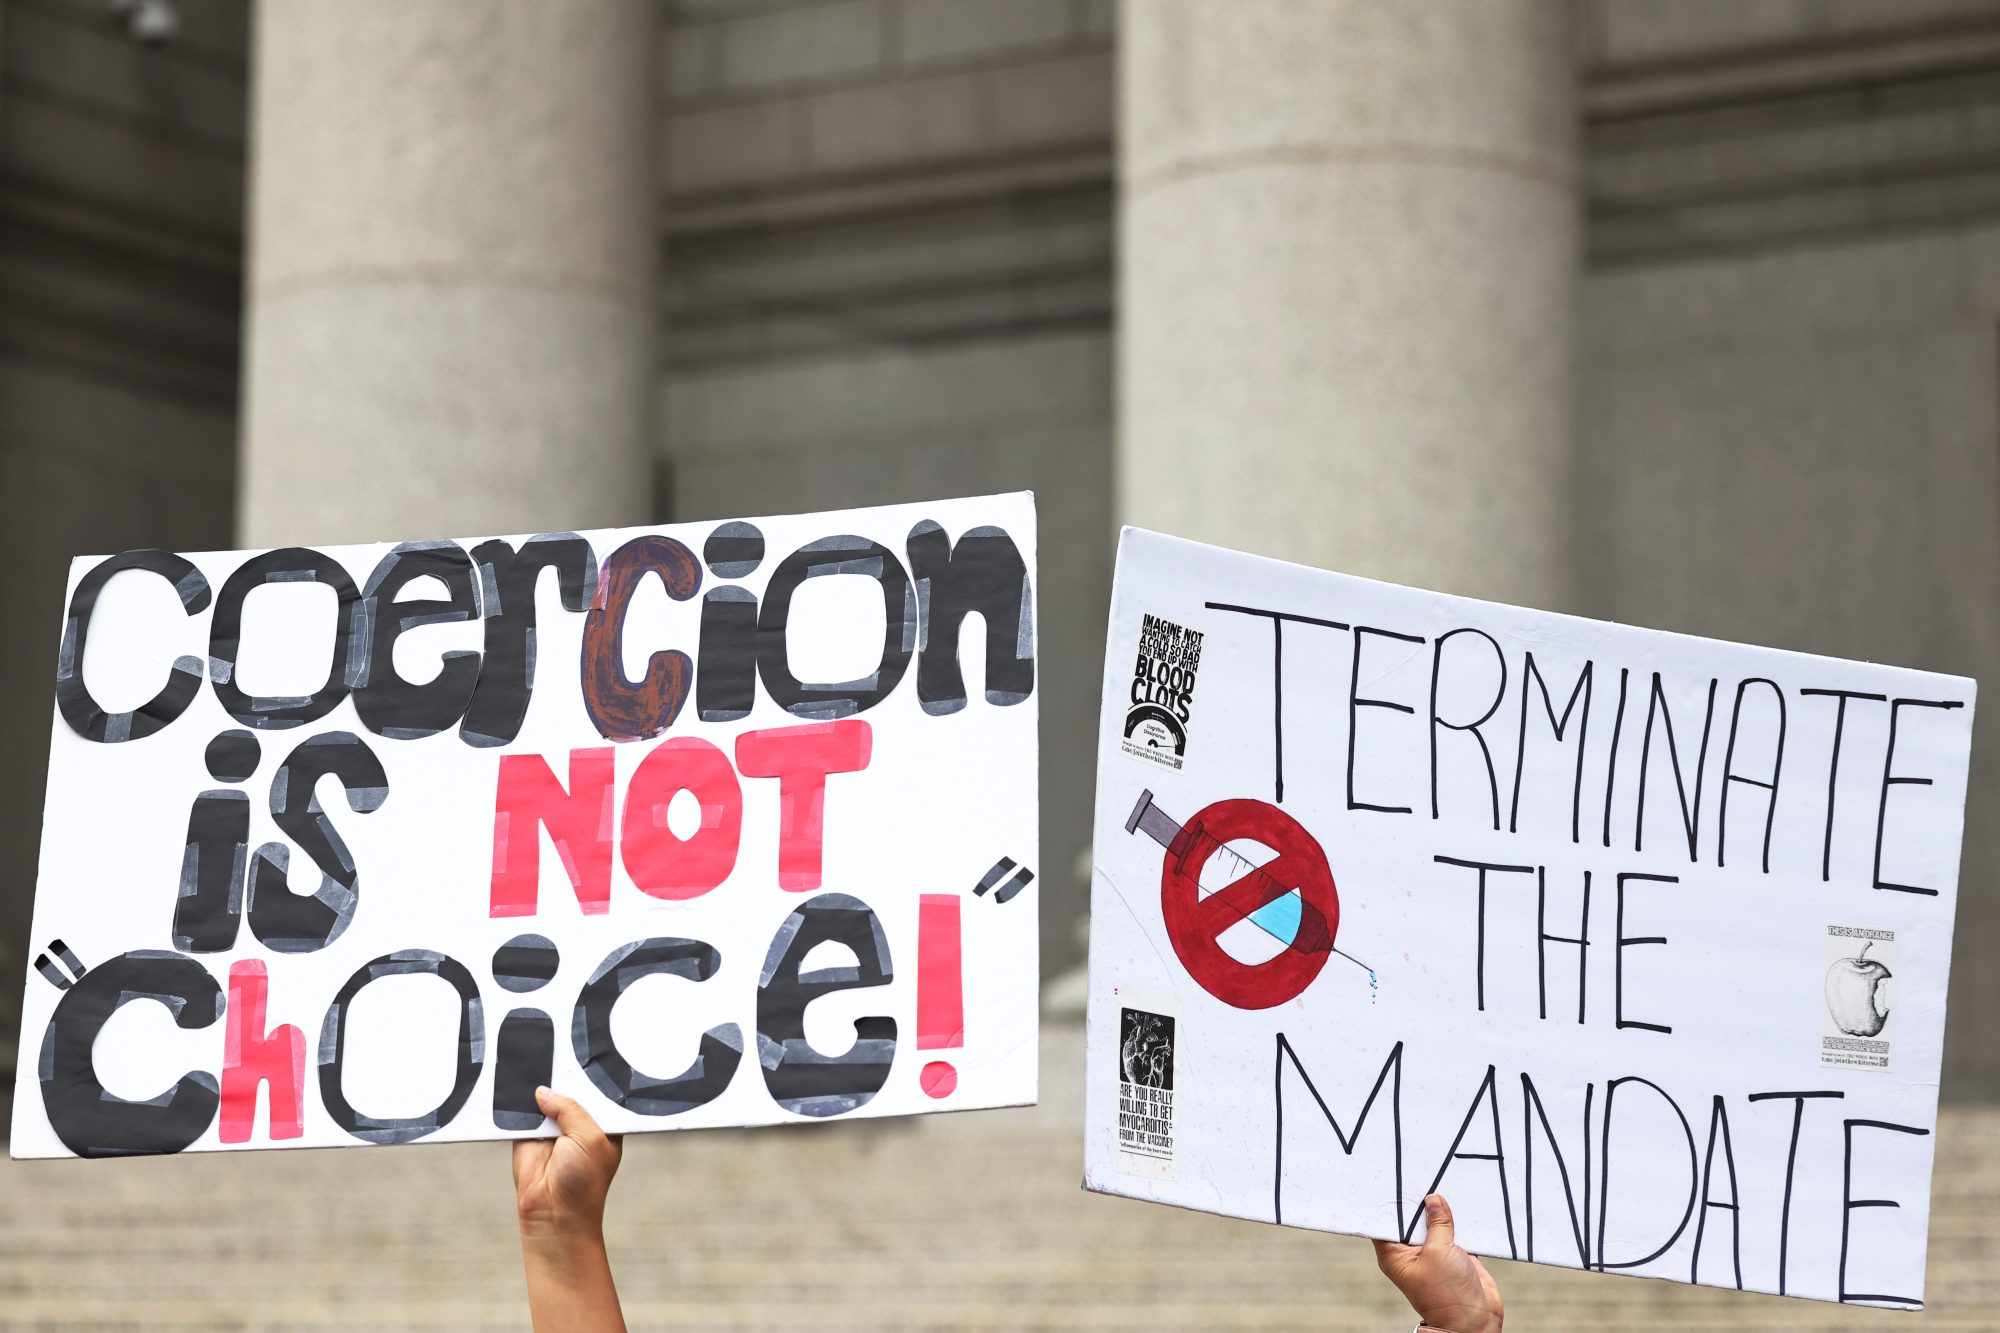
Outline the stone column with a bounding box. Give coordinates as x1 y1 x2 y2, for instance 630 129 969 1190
1118 0 1579 609
239 0 658 547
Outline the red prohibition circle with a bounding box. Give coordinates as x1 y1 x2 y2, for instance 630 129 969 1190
1160 799 1339 1010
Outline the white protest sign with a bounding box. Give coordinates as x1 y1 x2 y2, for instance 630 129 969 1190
13 493 1038 1158
1083 528 1973 1310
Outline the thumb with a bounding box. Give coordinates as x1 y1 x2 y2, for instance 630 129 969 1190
1419 1193 1456 1257
534 1085 599 1144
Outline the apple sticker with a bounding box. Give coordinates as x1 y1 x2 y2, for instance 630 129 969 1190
1825 939 1893 1037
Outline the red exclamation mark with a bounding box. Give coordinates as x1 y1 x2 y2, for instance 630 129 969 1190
917 893 963 1098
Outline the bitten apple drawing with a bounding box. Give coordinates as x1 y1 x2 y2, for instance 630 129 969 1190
1826 939 1894 1038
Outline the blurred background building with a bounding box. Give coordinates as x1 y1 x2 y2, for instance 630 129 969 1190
2 1 1999 1326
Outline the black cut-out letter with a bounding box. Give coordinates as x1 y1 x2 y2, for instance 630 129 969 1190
56 549 210 743
174 789 250 952
493 1009 555 1131
571 937 742 1115
208 548 360 730
354 540 481 739
461 534 599 748
697 586 759 723
317 950 483 1145
247 731 388 953
39 949 221 1157
757 893 896 1116
906 521 1034 714
758 537 913 719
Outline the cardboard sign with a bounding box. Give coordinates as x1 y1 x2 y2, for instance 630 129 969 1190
1083 529 1973 1310
12 493 1039 1159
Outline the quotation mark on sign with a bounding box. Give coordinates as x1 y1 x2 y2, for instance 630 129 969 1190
34 940 88 991
974 856 1035 904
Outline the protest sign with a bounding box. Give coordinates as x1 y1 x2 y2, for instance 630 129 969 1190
12 493 1038 1158
1083 528 1973 1310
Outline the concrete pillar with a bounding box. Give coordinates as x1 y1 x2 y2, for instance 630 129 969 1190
239 0 658 547
1118 0 1579 609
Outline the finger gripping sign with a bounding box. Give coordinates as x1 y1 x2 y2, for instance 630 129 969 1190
11 493 1039 1159
1084 528 1975 1310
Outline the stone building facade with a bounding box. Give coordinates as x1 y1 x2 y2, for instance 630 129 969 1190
4 0 2000 1112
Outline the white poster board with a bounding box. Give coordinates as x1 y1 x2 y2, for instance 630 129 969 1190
13 493 1039 1158
1083 528 1973 1310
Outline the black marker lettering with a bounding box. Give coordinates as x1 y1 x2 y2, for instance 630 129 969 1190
1689 1095 1743 1289
1799 689 1887 883
1717 678 1785 873
1350 625 1425 815
1407 1065 1517 1259
1840 1117 1929 1308
1614 872 1676 1035
1747 1089 1844 1296
1521 1073 1591 1268
1204 602 1348 804
1874 697 1967 895
1601 667 1630 848
1596 1076 1697 1272
1273 1034 1404 1233
1435 856 1534 1013
1537 866 1591 1024
1430 628 1507 830
1634 674 1716 861
1511 653 1592 843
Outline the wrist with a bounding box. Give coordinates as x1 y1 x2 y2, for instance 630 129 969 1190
519 1216 624 1333
1414 1317 1500 1333
519 1212 607 1255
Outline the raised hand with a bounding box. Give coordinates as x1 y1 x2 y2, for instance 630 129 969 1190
513 1086 627 1333
514 1085 623 1238
1371 1194 1503 1333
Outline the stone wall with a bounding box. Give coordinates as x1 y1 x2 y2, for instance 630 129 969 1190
659 0 1116 978
0 0 248 1105
1577 0 2000 1095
